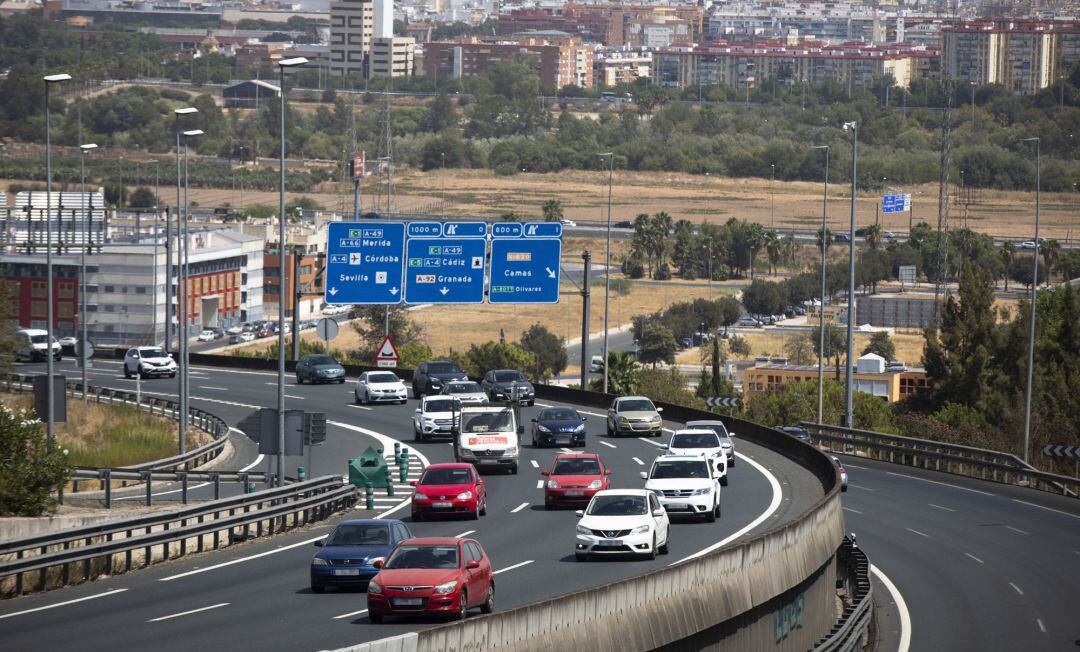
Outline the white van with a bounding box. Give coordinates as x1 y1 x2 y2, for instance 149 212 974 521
15 329 61 362
454 405 521 474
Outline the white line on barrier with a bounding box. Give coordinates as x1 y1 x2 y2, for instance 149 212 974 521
1011 499 1080 521
511 502 529 513
1005 526 1030 535
673 450 782 564
632 457 644 465
147 602 229 622
965 552 984 564
1009 582 1024 596
885 471 994 496
332 608 368 620
454 530 476 538
494 560 533 574
598 441 616 449
927 503 955 512
871 565 911 652
0 589 129 620
906 528 929 538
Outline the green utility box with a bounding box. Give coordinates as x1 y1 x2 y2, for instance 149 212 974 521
349 446 390 489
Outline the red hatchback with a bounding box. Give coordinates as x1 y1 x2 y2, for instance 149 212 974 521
367 537 494 623
410 463 487 521
542 453 611 509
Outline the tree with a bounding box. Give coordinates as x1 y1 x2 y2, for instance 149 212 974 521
717 297 742 336
351 306 424 364
1000 241 1015 291
638 321 677 366
864 223 884 251
128 186 158 209
728 334 752 358
0 403 73 516
462 341 536 377
742 279 787 316
808 324 846 381
518 323 567 380
541 199 564 223
862 331 896 360
764 229 781 275
591 351 639 395
636 367 700 408
1041 239 1061 286
784 335 815 365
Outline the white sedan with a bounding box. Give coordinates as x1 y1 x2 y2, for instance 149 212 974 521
559 219 577 227
574 489 670 561
354 371 408 405
197 330 215 342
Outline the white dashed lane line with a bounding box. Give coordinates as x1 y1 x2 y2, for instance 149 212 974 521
965 552 984 564
1009 582 1024 596
598 441 616 449
529 460 539 468
333 609 367 620
536 480 543 489
843 507 863 515
510 502 529 513
1006 526 1030 536
906 528 929 538
928 503 955 512
147 602 229 623
638 437 665 448
493 560 533 575
632 457 644 465
454 530 476 538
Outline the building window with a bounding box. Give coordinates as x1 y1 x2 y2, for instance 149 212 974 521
31 300 46 318
58 282 74 299
31 281 46 298
58 303 74 319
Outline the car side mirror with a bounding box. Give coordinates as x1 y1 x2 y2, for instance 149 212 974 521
656 407 663 413
466 560 480 569
541 470 549 476
653 509 665 517
414 408 421 414
530 418 537 422
604 469 611 475
313 540 323 547
639 471 648 480
408 480 417 487
581 416 587 421
372 558 383 569
730 432 736 438
574 510 584 518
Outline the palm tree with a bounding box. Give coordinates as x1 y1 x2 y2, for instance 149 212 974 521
603 351 639 395
1041 239 1061 287
747 223 766 280
764 230 781 275
864 223 883 251
782 231 797 271
649 212 673 277
541 199 564 223
816 227 833 255
1000 241 1015 291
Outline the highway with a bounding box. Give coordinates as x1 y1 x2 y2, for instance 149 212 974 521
0 358 820 651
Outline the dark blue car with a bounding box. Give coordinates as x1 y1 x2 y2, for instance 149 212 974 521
530 406 587 448
310 519 412 592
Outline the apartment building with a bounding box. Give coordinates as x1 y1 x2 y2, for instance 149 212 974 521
423 36 595 89
594 47 652 87
943 19 1080 94
743 354 928 403
369 36 417 78
498 3 703 47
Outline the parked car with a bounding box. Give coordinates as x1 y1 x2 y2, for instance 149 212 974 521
123 347 177 379
197 329 215 342
355 371 407 404
228 333 244 345
58 336 78 353
309 519 412 593
295 353 346 384
542 453 610 509
640 455 722 522
238 331 255 343
684 420 735 466
831 455 849 492
606 396 663 437
480 369 535 405
440 380 487 405
574 489 670 561
412 395 461 442
559 219 577 227
225 324 244 335
409 463 487 521
737 317 762 328
589 355 605 373
367 537 494 623
678 336 694 349
663 429 729 484
1018 240 1037 250
531 406 587 448
412 360 468 398
256 326 274 338
210 327 226 340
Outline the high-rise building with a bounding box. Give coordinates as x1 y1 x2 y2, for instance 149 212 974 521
943 19 1080 95
423 37 595 89
329 0 374 77
369 36 416 78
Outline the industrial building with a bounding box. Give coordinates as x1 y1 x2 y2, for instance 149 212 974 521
743 353 928 403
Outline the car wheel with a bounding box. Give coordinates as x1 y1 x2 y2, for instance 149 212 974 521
310 584 325 594
646 535 657 561
412 511 423 522
296 374 303 385
705 506 716 523
368 612 383 624
413 424 421 442
509 464 518 475
471 502 480 520
659 538 669 554
715 502 722 519
338 378 346 384
455 591 468 620
575 552 588 562
124 366 132 379
721 476 728 487
169 372 176 379
480 583 494 614
479 500 487 516
606 424 613 437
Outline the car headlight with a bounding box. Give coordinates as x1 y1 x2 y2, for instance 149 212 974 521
547 480 559 489
413 493 428 500
691 487 712 495
368 580 382 594
587 479 603 489
537 425 551 433
311 557 329 566
617 416 630 423
630 524 651 535
575 524 591 536
456 491 473 500
574 424 586 432
433 580 458 595
650 416 662 424
506 447 518 456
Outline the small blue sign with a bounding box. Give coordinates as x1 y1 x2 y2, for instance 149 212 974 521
491 223 523 238
408 222 442 238
488 238 562 304
404 238 487 304
522 222 562 238
882 193 910 214
325 222 404 304
441 222 487 238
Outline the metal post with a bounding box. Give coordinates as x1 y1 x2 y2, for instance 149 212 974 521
843 122 857 429
813 145 829 425
579 250 591 390
600 153 613 394
180 138 189 455
1021 137 1040 465
43 76 67 443
79 144 96 403
292 249 301 361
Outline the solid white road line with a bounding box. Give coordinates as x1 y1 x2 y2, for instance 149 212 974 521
928 503 955 512
454 530 476 538
332 608 368 620
510 502 529 513
1036 618 1046 633
965 552 984 564
147 602 229 622
843 507 863 515
848 484 876 492
348 404 373 411
284 394 305 400
598 441 616 449
536 480 544 489
1012 499 1080 521
871 565 911 652
1006 526 1030 536
493 560 533 575
0 589 129 620
637 437 665 447
198 386 229 391
632 457 644 465
530 460 539 468
1009 582 1024 596
885 471 994 496
674 451 783 564
906 528 929 538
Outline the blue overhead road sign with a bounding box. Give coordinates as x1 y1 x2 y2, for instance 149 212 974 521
441 221 487 238
882 193 911 214
404 238 487 304
489 223 562 304
325 222 404 304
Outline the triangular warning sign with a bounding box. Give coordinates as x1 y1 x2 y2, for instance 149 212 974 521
375 336 399 360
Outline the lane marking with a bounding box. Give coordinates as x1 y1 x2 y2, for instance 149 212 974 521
871 565 911 652
348 404 373 411
510 502 529 513
147 602 229 622
848 484 876 492
1006 526 1030 536
0 589 129 620
674 450 782 564
285 394 305 400
638 437 665 448
965 552 984 564
529 460 539 468
632 457 644 465
1009 582 1024 596
842 463 869 469
560 448 573 453
928 503 955 512
536 480 544 489
843 507 863 515
239 452 266 473
598 441 616 449
1036 618 1046 633
1011 499 1080 521
333 608 368 620
885 471 994 496
454 530 476 538
198 386 228 391
494 560 533 575
906 528 929 538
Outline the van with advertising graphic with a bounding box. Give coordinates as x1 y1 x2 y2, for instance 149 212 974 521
453 405 521 474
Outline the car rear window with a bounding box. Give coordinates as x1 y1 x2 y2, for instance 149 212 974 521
326 524 389 546
552 458 600 475
671 432 720 449
385 545 459 569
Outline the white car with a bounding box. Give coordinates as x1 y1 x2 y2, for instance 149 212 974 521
123 347 178 379
412 395 461 442
440 380 487 405
575 489 670 561
225 325 244 335
238 331 255 342
663 430 728 485
354 371 408 405
58 336 78 349
559 219 577 227
197 329 215 342
684 420 736 468
640 455 722 522
1018 240 1037 250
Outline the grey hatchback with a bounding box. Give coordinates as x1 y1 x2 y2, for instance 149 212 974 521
296 354 346 384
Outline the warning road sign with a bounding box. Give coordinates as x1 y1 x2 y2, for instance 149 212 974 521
375 336 399 368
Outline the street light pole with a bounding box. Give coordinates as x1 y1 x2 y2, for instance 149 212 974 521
277 57 308 487
171 108 198 355
43 72 71 444
598 152 614 394
79 143 97 403
812 145 829 425
180 129 203 457
842 121 857 429
1019 137 1040 464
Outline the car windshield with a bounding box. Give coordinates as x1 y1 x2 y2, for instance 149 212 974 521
447 382 481 394
420 468 473 485
617 399 654 412
587 495 648 516
138 348 167 358
493 371 524 382
671 432 720 449
307 355 337 365
539 408 579 421
384 545 459 570
651 460 709 479
325 523 390 546
368 373 398 383
552 458 600 475
424 399 457 413
463 410 512 433
30 334 48 344
688 422 729 438
428 362 461 374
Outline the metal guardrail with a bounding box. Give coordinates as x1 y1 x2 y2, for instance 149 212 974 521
812 536 872 652
802 422 1080 498
0 476 356 597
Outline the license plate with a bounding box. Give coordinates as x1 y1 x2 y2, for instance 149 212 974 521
333 569 360 576
432 501 453 508
595 540 621 547
478 459 500 465
392 598 423 606
565 491 584 497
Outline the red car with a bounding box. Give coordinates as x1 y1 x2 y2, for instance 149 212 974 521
367 537 495 623
541 453 611 510
410 463 487 521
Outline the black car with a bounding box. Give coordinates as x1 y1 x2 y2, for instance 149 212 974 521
295 353 346 384
614 220 633 229
412 360 468 397
834 233 851 243
531 406 587 448
779 426 812 443
480 369 535 406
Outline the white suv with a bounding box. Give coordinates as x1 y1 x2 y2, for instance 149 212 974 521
574 489 670 561
412 395 460 442
640 455 722 522
123 347 178 379
665 429 729 485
